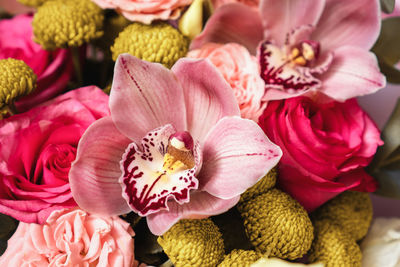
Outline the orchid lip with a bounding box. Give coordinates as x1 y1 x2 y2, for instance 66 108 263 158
119 124 201 217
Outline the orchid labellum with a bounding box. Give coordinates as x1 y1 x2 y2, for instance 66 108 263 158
69 54 282 235
192 0 386 102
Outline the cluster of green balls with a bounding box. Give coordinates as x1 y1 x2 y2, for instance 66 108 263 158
157 169 373 267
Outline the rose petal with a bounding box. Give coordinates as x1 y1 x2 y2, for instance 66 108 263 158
319 46 386 101
69 117 132 216
190 3 263 54
198 116 282 199
146 192 240 235
260 0 325 46
110 54 186 142
312 0 380 51
171 58 240 142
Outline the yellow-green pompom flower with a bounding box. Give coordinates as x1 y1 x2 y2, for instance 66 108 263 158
240 168 277 203
111 22 189 68
237 189 314 260
158 219 225 267
218 249 262 267
251 258 324 267
0 58 36 116
313 191 372 241
32 0 104 50
309 220 362 267
17 0 47 7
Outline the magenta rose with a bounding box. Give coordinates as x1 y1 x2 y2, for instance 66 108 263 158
0 86 109 223
259 96 383 212
0 14 73 112
0 208 138 267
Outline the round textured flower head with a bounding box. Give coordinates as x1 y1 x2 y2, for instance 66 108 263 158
32 0 104 50
158 219 225 266
111 22 189 68
237 189 314 260
69 53 282 235
17 0 47 7
0 58 36 116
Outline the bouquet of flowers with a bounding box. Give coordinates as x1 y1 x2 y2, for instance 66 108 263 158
0 0 400 266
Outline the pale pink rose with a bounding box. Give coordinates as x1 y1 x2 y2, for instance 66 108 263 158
0 208 138 267
188 43 266 121
0 86 109 224
91 0 192 24
0 14 73 112
192 0 386 102
211 0 258 10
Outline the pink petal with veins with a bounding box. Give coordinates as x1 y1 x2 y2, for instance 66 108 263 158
260 0 325 46
172 58 240 142
191 3 263 54
110 54 187 143
312 0 381 51
318 46 386 102
69 117 132 216
198 116 282 199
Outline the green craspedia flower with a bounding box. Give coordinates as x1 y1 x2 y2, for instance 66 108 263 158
240 168 277 203
218 249 263 267
309 220 362 267
312 191 372 241
111 22 189 68
0 58 36 113
32 0 104 50
17 0 47 7
158 219 225 267
237 189 314 260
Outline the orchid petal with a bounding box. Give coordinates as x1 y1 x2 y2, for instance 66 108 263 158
199 116 282 199
146 192 240 235
69 117 131 216
190 3 263 54
260 0 325 46
319 46 386 102
172 58 240 142
110 54 186 142
312 0 380 51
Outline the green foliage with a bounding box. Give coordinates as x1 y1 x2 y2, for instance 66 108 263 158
372 18 400 84
381 0 396 14
369 99 400 198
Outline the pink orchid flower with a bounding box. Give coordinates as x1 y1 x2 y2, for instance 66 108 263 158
69 54 282 235
192 0 386 102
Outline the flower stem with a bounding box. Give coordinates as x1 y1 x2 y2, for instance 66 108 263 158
71 46 83 86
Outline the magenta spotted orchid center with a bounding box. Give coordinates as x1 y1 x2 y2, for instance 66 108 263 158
120 125 201 216
259 26 327 94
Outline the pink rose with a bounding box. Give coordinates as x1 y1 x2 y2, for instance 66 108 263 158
211 0 258 10
91 0 192 24
0 208 138 267
187 43 265 121
0 14 73 112
0 86 109 223
259 97 383 212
